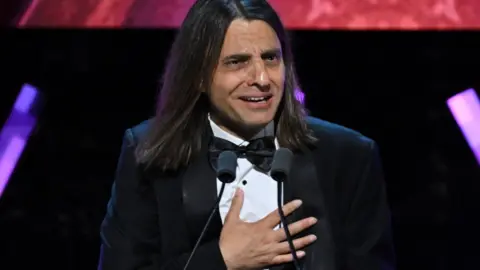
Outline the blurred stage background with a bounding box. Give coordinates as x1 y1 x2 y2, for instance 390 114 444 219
1 0 480 269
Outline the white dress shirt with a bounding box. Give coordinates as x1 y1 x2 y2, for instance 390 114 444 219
209 117 283 226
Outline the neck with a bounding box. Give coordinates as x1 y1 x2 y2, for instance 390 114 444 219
209 114 272 141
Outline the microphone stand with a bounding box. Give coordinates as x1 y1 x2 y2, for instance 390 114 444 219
276 177 302 270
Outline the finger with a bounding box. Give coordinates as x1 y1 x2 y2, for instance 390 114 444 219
273 217 317 241
224 188 244 223
275 234 317 254
262 199 302 227
271 250 306 265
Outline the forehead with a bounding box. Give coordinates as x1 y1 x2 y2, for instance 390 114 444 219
220 19 281 56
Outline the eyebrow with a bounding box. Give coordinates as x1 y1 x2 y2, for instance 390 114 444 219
222 48 282 62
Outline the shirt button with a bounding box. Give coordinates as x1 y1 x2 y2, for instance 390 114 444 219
242 180 247 185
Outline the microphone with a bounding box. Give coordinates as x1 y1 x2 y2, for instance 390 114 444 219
183 150 237 270
271 148 301 270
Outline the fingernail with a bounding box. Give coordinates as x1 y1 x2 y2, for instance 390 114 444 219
236 188 243 196
297 251 306 257
293 200 302 207
310 235 317 241
310 217 317 224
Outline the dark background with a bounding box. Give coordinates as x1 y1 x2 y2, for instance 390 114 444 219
1 29 480 269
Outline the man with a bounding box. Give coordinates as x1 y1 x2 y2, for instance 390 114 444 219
98 0 396 269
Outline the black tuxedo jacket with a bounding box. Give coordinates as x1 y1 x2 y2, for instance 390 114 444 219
98 116 395 270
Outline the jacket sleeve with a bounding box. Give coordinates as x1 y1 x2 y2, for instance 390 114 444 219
344 140 396 270
98 129 227 270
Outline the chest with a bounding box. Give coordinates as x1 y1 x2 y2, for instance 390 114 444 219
152 149 339 256
217 158 281 224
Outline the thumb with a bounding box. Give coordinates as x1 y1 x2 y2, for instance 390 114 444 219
225 188 244 223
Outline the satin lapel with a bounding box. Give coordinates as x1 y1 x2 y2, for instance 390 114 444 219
181 127 222 247
271 149 336 270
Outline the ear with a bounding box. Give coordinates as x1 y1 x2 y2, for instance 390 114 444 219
200 79 212 95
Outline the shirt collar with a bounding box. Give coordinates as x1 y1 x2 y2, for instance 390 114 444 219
208 114 276 148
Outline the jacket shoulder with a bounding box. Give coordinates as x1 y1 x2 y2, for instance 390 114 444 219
306 116 375 151
125 118 153 144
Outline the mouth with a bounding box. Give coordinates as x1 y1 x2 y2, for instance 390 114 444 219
238 94 273 103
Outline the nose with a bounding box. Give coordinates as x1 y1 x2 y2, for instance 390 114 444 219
247 60 270 91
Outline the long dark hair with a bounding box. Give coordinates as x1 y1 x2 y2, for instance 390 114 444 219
136 0 316 171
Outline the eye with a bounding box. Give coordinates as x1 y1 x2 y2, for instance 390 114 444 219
225 59 247 69
227 60 240 66
263 53 281 64
265 55 277 61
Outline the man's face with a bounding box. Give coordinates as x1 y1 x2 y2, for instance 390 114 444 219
209 19 285 134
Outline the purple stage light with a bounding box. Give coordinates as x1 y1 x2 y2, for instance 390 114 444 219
447 88 480 165
0 137 26 195
0 84 39 198
14 83 37 113
295 88 305 104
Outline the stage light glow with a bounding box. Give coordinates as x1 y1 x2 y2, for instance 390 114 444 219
17 0 480 29
0 84 40 198
295 88 305 104
447 88 480 165
0 137 26 196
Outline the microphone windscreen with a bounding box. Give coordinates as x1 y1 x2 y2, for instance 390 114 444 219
216 151 237 183
271 148 294 181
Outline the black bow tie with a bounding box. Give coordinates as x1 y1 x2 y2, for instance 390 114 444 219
208 136 276 173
